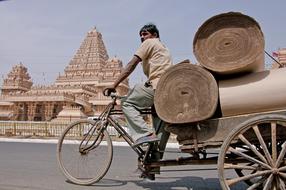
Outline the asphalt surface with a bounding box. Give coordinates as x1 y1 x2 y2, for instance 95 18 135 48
0 140 247 190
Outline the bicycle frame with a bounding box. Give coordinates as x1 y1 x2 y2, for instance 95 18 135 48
74 93 220 180
81 93 154 159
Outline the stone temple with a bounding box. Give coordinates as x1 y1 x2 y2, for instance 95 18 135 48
0 27 129 121
272 48 286 68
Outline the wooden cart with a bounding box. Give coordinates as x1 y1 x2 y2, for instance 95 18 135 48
147 109 286 189
57 94 286 189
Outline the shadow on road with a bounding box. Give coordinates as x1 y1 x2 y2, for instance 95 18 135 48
76 176 248 190
132 176 248 190
66 178 128 187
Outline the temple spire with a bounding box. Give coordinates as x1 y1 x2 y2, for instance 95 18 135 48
55 27 124 86
55 28 109 86
1 63 33 95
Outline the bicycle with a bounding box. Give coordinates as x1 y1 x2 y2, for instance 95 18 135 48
56 92 161 185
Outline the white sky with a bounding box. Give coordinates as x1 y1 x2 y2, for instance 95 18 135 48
0 0 286 87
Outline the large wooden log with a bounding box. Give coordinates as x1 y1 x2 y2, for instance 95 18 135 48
193 12 265 75
219 67 286 116
154 61 218 124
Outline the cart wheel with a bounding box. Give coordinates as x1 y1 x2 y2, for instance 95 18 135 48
218 114 286 190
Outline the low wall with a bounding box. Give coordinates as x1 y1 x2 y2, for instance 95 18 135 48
0 121 178 142
0 120 126 138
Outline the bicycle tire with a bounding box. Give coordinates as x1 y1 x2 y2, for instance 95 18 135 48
57 119 113 185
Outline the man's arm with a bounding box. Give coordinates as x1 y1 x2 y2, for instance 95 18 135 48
112 55 141 88
103 56 141 96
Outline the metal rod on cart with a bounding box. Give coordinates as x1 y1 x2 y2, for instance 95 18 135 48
264 50 283 67
145 156 218 168
160 168 218 172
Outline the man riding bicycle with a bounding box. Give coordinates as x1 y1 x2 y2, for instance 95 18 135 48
103 23 173 173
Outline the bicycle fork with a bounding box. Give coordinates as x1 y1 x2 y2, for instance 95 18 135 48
78 120 107 154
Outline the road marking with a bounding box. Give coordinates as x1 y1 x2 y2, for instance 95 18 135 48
0 137 180 148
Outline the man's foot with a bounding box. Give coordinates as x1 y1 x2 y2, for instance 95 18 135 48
140 172 155 181
133 134 159 147
133 166 157 181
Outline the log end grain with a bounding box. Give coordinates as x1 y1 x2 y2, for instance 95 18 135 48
193 12 265 75
154 62 218 124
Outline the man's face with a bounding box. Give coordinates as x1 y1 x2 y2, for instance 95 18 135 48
140 31 157 42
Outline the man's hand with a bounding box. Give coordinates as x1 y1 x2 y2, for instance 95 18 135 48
103 87 116 96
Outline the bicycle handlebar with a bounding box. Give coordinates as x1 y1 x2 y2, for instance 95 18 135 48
110 92 126 100
110 92 117 98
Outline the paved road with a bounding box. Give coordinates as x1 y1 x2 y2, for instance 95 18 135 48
0 141 247 190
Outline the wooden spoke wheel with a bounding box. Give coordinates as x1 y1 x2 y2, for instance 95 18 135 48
218 114 286 190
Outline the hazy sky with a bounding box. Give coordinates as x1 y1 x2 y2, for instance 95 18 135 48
0 0 286 87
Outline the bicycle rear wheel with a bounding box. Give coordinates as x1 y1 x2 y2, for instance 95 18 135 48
57 119 113 185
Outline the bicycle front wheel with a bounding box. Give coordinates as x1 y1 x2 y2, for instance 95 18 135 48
57 119 113 185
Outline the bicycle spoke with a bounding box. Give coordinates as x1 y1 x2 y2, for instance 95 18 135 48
224 163 257 170
252 125 274 166
228 147 272 170
247 178 264 190
64 145 80 165
81 156 92 179
238 134 268 164
263 174 273 190
280 172 286 179
278 176 286 190
76 157 81 178
279 166 286 172
271 122 277 163
81 156 90 178
226 170 271 186
276 142 286 167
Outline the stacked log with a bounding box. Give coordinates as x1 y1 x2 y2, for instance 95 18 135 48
193 12 265 75
154 61 218 124
154 12 286 146
155 12 266 124
219 67 286 117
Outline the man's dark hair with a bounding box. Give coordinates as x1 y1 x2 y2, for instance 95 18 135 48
139 23 160 38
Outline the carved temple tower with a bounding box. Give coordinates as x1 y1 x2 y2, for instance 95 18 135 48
272 48 286 69
0 27 129 121
1 63 33 95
